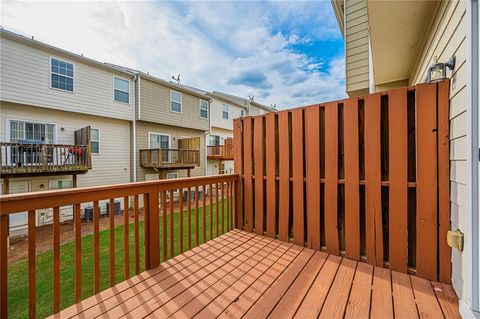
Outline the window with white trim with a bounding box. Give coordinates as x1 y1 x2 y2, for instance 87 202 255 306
114 77 130 103
51 58 74 92
209 135 220 146
200 100 208 119
170 91 182 113
240 109 245 117
10 120 55 143
90 128 100 154
166 172 178 179
222 104 229 119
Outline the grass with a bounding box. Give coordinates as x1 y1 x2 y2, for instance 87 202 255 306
8 200 230 319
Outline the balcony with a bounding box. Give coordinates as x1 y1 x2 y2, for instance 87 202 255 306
0 82 460 318
139 148 200 170
0 142 91 178
207 144 234 160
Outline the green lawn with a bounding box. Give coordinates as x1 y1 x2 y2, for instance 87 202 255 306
8 200 230 319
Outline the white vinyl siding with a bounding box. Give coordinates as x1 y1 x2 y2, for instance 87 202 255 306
199 100 208 119
170 91 182 113
113 77 129 103
410 0 468 301
0 36 134 120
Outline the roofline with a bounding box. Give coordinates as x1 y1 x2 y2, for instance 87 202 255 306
0 28 135 77
207 92 248 109
330 0 345 38
138 73 211 100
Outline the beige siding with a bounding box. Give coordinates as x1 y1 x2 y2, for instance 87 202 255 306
139 78 209 131
0 37 134 121
248 105 269 116
345 0 369 94
0 102 131 187
135 120 206 180
410 0 468 300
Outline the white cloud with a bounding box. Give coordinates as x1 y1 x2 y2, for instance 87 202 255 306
1 0 346 109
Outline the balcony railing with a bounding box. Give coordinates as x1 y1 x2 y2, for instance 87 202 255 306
0 174 237 318
0 142 90 176
207 145 234 160
139 148 200 169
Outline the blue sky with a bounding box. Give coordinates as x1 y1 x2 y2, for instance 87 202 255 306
2 0 346 109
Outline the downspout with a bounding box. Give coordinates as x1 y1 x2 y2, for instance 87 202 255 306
132 74 139 182
468 0 479 313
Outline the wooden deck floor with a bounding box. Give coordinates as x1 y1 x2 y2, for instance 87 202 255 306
54 230 461 319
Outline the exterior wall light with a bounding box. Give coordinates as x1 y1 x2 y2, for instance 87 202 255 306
427 56 456 83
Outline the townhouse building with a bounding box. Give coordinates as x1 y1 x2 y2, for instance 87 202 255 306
206 91 275 176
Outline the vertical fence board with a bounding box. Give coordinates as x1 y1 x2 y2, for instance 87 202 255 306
254 116 264 235
344 98 360 260
364 93 383 266
28 210 36 319
325 102 339 254
243 117 254 232
388 87 408 273
305 106 321 249
0 215 7 319
74 203 82 302
233 119 243 229
179 188 184 253
134 195 140 275
416 83 439 281
123 196 130 278
109 198 115 285
278 111 290 242
162 191 168 261
53 207 60 313
438 80 451 283
292 108 305 246
93 201 100 293
265 112 276 238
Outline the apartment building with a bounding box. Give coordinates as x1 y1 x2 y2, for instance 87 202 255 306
206 91 275 175
331 1 479 316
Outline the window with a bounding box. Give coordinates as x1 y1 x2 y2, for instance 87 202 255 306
170 91 182 113
149 132 170 162
166 172 178 179
209 135 220 146
90 128 100 154
49 179 73 190
240 109 245 117
199 100 209 119
51 58 74 92
114 77 130 103
10 120 55 143
222 104 229 119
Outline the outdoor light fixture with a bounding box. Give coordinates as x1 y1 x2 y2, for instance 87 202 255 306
427 56 456 83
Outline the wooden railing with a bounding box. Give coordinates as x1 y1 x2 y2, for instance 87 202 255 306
207 145 234 159
0 143 90 176
233 81 451 283
139 148 200 168
0 174 237 318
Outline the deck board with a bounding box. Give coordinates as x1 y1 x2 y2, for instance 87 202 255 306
53 230 461 319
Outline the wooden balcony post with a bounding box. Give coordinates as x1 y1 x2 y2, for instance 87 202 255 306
145 186 160 269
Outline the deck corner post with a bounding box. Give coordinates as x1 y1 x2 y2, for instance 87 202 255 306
145 186 160 269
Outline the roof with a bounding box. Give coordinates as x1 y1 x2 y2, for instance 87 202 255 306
0 28 135 77
209 91 276 112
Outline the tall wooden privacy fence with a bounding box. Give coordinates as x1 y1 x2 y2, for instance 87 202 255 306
233 81 451 283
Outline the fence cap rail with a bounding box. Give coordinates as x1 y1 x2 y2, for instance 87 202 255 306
0 174 238 215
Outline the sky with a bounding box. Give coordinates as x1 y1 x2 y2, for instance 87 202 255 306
1 0 346 109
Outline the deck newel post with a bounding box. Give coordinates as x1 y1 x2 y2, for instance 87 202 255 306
145 185 160 269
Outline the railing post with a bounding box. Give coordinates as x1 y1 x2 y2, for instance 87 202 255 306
0 215 8 318
145 186 160 269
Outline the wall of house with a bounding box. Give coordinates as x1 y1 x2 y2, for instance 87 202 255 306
135 120 206 180
207 127 234 176
138 78 209 131
0 36 134 121
0 102 132 187
410 0 468 301
345 0 370 95
210 97 245 131
248 104 270 116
